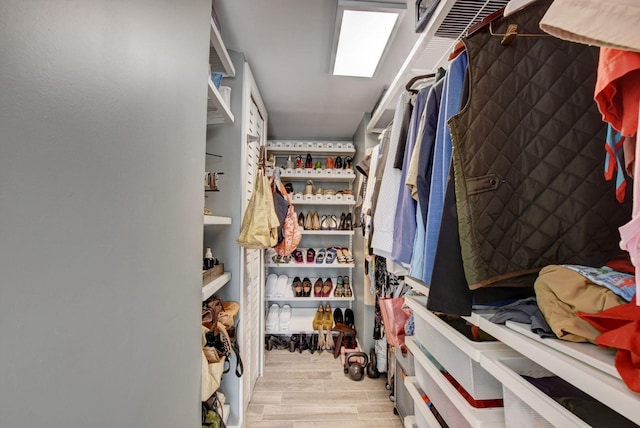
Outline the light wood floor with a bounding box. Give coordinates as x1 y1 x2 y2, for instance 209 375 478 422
246 348 403 427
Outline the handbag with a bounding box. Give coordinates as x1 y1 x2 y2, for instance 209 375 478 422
237 146 280 249
272 169 302 257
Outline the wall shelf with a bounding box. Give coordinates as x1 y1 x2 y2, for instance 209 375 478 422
202 272 231 301
209 17 235 77
266 262 355 269
204 215 232 226
266 296 354 303
207 78 234 125
265 306 347 335
405 275 430 297
267 145 355 156
300 230 354 236
278 171 356 182
293 199 355 206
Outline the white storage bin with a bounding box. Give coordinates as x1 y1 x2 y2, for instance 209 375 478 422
481 354 590 428
408 337 505 428
407 296 506 400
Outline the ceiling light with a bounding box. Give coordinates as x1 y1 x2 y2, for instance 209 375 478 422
331 1 406 78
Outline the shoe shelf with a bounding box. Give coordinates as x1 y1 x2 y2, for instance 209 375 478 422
293 199 355 206
278 171 356 182
207 77 234 125
266 296 354 302
203 215 232 226
267 141 355 156
265 306 337 335
405 375 443 428
265 261 355 269
202 271 231 301
300 230 354 235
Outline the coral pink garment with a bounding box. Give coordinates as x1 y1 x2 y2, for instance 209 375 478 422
578 303 640 392
594 48 640 137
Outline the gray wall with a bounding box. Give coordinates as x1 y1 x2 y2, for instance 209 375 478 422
0 1 210 426
352 114 378 354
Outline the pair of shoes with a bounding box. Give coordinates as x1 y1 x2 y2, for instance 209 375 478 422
294 276 311 297
312 304 334 330
320 215 339 230
326 157 335 169
266 304 291 332
338 212 353 230
337 248 353 264
303 211 320 230
312 277 332 298
267 274 289 298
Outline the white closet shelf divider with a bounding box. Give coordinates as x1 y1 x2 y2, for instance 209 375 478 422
202 272 231 301
207 78 234 125
204 215 232 226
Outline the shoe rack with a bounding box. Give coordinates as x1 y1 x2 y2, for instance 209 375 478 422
264 140 356 336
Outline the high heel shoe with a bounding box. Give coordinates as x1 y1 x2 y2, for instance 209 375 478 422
296 155 303 169
313 305 324 330
338 213 346 230
326 157 335 169
320 215 329 231
302 278 312 297
345 212 353 230
305 153 313 169
335 156 343 169
344 156 353 170
305 211 313 230
330 215 339 230
312 211 321 230
298 212 305 228
314 278 323 297
322 278 333 297
302 277 312 297
292 276 303 297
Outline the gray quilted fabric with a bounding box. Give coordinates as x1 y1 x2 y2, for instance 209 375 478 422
448 0 631 289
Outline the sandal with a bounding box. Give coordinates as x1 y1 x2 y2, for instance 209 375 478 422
341 247 353 264
306 248 315 263
315 248 326 264
344 276 352 298
334 276 344 297
336 248 347 264
325 247 337 264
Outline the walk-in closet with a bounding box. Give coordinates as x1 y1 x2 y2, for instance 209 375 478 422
3 0 640 427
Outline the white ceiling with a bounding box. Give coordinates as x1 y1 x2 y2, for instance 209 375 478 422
214 0 423 139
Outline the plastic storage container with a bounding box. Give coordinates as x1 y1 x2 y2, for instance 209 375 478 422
406 295 507 400
407 337 505 428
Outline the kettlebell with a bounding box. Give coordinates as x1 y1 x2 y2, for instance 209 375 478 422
366 348 380 379
345 352 368 381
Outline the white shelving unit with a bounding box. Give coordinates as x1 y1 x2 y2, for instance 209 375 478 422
204 215 232 226
293 199 355 206
209 17 235 78
265 140 356 336
266 261 355 269
202 272 232 301
405 376 443 428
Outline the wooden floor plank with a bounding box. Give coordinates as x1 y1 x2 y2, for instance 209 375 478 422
247 348 403 427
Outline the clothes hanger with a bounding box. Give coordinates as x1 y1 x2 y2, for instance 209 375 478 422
405 73 435 94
